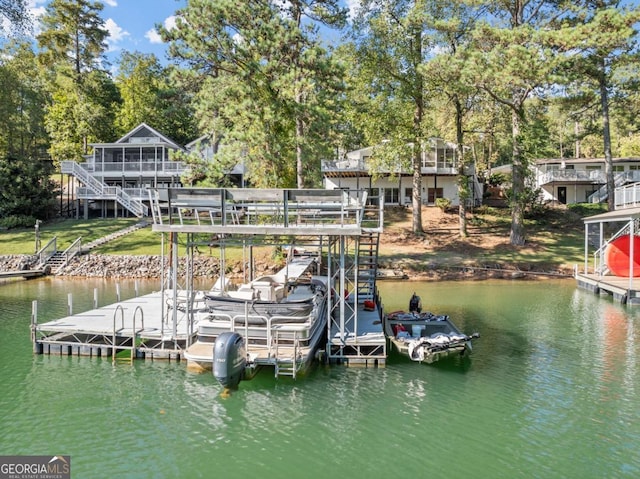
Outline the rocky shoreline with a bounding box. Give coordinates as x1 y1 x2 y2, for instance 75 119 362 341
0 253 573 282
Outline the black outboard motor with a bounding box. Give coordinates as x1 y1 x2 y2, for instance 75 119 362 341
409 292 422 313
213 332 247 389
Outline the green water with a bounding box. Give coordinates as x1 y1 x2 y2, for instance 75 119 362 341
1 277 640 478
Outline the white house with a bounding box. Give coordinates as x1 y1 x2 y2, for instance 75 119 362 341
533 157 640 204
321 139 483 207
61 123 188 218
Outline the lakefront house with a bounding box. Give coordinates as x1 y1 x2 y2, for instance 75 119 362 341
61 123 187 218
321 139 483 207
533 157 640 205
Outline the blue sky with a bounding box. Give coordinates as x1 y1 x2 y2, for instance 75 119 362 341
29 0 187 67
27 0 357 68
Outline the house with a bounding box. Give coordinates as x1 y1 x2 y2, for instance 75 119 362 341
321 139 483 207
61 123 188 218
533 157 640 204
184 135 247 188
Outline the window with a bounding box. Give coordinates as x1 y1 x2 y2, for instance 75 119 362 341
384 188 399 204
427 188 444 203
613 165 625 172
404 187 413 205
586 165 601 170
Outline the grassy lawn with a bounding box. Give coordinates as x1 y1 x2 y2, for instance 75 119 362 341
0 218 141 255
0 204 603 271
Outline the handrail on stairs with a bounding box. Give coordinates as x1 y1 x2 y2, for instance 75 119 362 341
61 160 148 217
35 237 57 267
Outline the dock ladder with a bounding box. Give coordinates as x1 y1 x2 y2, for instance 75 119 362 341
112 305 145 364
356 231 380 301
273 330 299 379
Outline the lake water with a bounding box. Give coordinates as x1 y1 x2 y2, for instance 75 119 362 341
1 277 639 478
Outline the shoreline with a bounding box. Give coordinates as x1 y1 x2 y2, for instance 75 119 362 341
0 254 574 282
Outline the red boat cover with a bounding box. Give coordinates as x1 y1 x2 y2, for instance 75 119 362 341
605 234 640 277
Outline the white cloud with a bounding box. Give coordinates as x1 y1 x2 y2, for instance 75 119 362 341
345 0 361 21
103 0 118 6
104 18 129 52
146 15 176 45
164 15 177 31
27 0 47 36
145 28 162 44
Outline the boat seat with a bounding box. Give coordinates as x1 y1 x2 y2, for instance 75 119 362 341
227 290 255 300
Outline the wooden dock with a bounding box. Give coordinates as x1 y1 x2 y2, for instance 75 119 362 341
575 272 640 304
0 269 46 280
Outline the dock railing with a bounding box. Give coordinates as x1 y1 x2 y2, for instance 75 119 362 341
35 237 57 268
149 187 380 231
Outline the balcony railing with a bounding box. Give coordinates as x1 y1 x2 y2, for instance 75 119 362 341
537 170 606 184
615 182 640 209
79 161 188 175
321 159 458 175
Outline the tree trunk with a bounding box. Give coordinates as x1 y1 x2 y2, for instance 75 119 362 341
412 111 423 234
599 58 614 211
454 96 468 238
510 106 526 246
296 115 304 188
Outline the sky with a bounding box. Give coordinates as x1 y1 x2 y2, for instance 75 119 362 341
25 0 358 70
27 0 187 67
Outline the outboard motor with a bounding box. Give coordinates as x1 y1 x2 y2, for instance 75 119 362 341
213 332 247 389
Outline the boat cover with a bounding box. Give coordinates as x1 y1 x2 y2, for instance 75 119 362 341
407 333 467 361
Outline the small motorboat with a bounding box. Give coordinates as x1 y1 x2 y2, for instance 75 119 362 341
384 297 479 363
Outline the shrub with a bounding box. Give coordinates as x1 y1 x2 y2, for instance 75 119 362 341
0 215 37 229
435 198 451 212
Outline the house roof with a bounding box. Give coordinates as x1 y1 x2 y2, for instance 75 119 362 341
185 135 208 150
583 207 640 224
90 122 184 150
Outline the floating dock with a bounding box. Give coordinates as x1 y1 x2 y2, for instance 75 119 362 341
575 272 640 305
578 200 640 305
32 290 193 360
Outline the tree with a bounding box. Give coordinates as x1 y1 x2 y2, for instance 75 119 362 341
161 0 346 188
0 155 57 227
0 0 31 36
0 41 49 160
420 0 485 237
37 0 114 162
346 0 434 234
561 2 640 210
468 1 574 245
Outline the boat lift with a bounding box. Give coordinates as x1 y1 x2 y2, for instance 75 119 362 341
32 187 387 367
149 187 387 366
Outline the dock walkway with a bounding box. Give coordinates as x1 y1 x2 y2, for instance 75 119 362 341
575 272 640 304
33 290 194 359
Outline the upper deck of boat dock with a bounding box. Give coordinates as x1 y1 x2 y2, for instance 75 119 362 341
148 187 382 236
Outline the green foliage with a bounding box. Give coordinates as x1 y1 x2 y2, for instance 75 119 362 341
435 198 451 212
488 172 508 187
0 215 37 229
114 53 196 145
0 0 30 35
0 156 57 225
37 0 114 162
0 41 49 160
161 0 346 188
